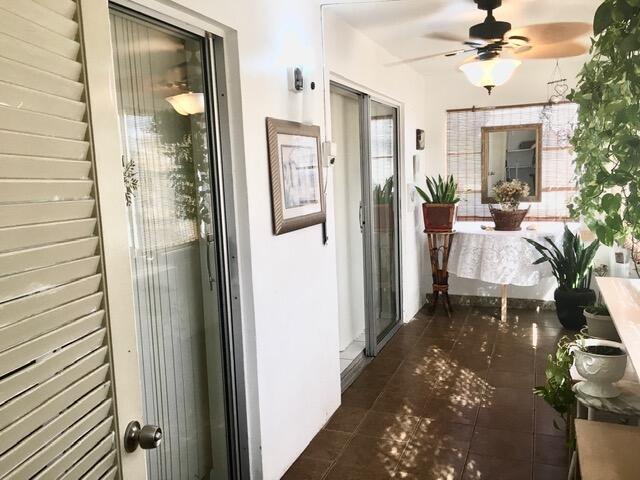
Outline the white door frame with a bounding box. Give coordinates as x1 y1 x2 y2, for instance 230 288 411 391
77 1 253 477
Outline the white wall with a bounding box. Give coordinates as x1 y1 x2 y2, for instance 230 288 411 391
421 57 587 301
323 10 429 323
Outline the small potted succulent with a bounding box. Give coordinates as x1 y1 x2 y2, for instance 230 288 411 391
490 179 530 231
525 226 600 330
374 177 394 232
415 174 460 232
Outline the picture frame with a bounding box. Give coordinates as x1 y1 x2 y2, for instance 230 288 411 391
266 117 325 235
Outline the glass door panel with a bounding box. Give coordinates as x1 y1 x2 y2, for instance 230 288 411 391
109 9 229 480
369 100 400 343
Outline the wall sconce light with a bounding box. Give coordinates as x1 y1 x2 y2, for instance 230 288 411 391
165 92 205 115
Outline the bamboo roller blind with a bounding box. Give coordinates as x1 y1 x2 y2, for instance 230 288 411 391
447 102 578 220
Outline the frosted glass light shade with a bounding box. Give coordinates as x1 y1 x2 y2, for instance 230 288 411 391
165 92 205 115
459 57 521 94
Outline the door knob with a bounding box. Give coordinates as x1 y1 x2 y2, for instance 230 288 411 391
124 420 163 452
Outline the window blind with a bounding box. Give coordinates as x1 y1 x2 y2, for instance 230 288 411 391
0 1 118 478
447 102 578 220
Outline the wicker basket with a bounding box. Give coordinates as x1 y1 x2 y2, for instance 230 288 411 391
489 205 530 231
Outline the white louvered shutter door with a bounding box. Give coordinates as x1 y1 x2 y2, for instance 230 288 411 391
0 0 118 478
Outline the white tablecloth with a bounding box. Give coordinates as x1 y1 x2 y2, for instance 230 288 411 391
448 221 580 287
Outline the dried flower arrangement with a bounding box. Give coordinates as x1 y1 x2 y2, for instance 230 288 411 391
492 179 530 211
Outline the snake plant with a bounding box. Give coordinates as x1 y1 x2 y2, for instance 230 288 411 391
415 174 460 204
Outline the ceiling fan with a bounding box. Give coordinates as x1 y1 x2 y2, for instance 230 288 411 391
407 0 591 94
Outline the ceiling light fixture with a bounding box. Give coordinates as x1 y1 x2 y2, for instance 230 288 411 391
165 92 205 115
458 55 521 95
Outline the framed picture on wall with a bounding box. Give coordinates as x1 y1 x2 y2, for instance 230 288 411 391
266 117 325 235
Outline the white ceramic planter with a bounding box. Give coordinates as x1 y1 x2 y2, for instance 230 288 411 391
572 338 627 398
584 310 620 342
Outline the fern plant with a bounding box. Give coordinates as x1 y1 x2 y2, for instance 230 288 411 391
415 174 460 204
525 226 600 290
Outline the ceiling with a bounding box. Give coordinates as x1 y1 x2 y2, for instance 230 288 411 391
324 0 601 76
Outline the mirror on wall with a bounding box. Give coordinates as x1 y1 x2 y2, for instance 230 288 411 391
481 123 542 203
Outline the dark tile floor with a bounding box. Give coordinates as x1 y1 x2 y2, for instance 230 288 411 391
283 305 571 480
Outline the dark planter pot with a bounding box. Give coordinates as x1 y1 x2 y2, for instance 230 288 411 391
422 203 457 233
554 288 597 330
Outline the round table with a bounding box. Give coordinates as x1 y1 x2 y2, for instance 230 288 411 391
447 221 579 320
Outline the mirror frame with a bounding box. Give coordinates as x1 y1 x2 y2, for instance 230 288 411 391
481 123 543 204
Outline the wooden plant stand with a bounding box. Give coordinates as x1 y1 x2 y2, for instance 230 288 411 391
426 231 455 317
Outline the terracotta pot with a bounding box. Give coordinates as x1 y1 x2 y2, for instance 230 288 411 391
422 203 456 233
375 204 394 232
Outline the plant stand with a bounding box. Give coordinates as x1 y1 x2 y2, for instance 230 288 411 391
426 231 455 318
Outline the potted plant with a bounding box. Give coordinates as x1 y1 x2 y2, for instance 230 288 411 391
415 174 459 232
525 226 600 330
374 177 394 232
571 337 627 398
490 179 530 231
584 304 620 342
569 0 640 277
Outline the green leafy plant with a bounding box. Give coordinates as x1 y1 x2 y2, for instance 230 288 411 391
525 226 600 290
415 174 460 204
374 177 394 205
534 335 580 432
568 0 640 276
584 303 610 316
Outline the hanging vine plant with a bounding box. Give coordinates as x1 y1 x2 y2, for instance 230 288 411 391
568 0 640 274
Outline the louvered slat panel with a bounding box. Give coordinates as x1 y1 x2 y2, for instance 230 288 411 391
58 434 114 480
0 294 102 351
0 34 81 80
80 454 118 480
0 2 120 478
0 369 110 454
32 0 76 18
0 200 95 227
0 0 78 39
0 106 87 140
0 218 96 252
33 423 114 480
0 9 80 59
0 256 100 303
0 58 84 101
0 179 92 203
0 330 105 403
0 155 91 179
0 237 98 276
0 310 103 377
5 407 112 480
7 405 113 480
0 390 110 475
0 274 101 326
0 81 86 121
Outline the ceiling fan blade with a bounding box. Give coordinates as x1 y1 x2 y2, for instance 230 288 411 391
509 41 589 59
423 31 470 43
506 22 592 46
386 49 473 66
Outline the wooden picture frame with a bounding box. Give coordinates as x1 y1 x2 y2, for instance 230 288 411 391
266 117 325 235
481 123 543 204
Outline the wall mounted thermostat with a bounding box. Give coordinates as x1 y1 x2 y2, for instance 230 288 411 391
288 67 304 92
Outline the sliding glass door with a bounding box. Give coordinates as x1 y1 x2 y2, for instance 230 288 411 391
330 82 402 358
367 101 401 347
109 8 230 479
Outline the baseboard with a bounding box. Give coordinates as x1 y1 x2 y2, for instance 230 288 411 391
340 352 370 393
425 293 556 311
